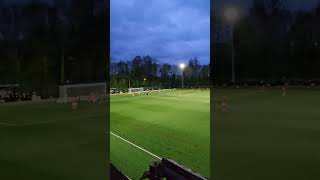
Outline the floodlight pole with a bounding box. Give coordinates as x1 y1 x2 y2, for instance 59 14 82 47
231 24 235 83
225 7 238 83
179 63 185 89
128 73 131 88
181 69 184 89
60 47 65 85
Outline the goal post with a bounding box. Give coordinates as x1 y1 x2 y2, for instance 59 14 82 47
58 83 106 103
128 87 144 94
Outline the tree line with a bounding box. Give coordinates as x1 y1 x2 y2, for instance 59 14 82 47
110 56 210 91
0 0 107 97
213 0 320 83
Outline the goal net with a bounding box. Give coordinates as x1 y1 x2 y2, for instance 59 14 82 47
58 83 106 103
128 87 144 94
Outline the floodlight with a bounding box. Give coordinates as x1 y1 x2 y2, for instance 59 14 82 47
179 63 185 69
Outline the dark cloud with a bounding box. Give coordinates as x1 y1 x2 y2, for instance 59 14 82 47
111 0 210 64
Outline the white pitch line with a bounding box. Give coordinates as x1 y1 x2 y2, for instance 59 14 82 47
110 131 161 160
0 119 66 127
0 122 16 126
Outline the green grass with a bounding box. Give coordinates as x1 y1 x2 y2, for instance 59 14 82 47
0 102 107 180
110 89 210 179
213 88 320 180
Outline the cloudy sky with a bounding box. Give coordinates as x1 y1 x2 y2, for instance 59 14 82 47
111 0 210 65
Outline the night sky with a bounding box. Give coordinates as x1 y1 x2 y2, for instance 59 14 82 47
9 0 52 4
214 0 320 15
110 0 210 65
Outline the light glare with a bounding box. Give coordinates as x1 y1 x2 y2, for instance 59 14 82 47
225 7 238 23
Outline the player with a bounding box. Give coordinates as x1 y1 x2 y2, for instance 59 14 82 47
88 93 97 103
71 96 80 110
259 80 265 92
216 96 228 112
221 96 228 112
72 101 78 110
282 84 287 96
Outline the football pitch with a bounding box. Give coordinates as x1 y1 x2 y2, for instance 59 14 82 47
213 88 320 179
110 89 210 179
3 88 317 179
0 102 107 180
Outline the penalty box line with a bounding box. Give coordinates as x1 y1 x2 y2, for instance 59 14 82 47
110 131 161 160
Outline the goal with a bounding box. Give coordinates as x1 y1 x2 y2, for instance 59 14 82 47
58 83 106 103
128 87 144 94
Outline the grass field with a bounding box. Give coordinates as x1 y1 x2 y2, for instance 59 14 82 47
213 87 320 180
110 89 210 179
0 102 107 180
